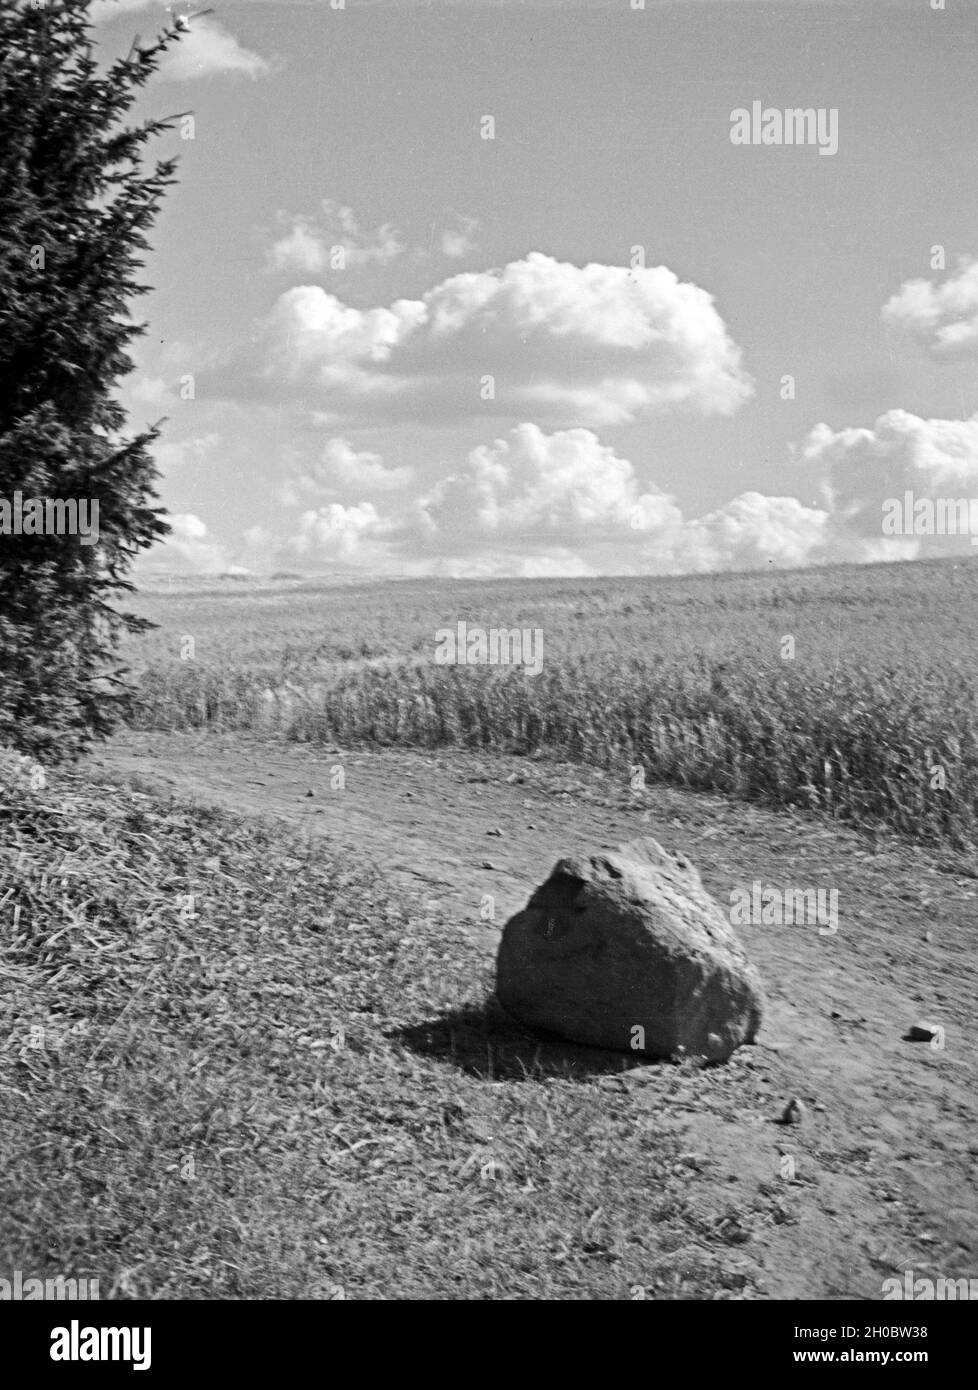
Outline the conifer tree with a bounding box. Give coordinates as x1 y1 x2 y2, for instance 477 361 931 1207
0 0 184 760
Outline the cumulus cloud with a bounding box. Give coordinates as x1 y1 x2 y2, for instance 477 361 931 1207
282 437 415 502
434 490 835 580
157 17 271 82
439 212 480 259
802 408 978 551
144 404 978 579
256 288 426 399
260 424 840 578
673 493 829 573
127 375 177 411
91 2 272 80
142 402 978 579
267 222 330 278
418 423 680 538
882 259 978 359
268 202 405 275
288 502 392 562
268 205 480 274
227 253 752 429
412 427 832 575
143 513 231 574
171 412 892 578
799 408 978 560
408 485 834 580
152 432 222 476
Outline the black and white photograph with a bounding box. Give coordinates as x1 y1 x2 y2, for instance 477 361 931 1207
1 0 975 1343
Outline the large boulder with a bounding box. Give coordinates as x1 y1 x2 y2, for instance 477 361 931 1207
496 837 763 1062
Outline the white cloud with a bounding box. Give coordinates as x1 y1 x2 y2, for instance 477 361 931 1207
91 0 271 79
882 260 978 359
311 437 414 494
802 408 978 554
152 431 222 475
281 437 414 502
157 17 270 82
153 417 886 578
258 287 426 392
268 205 479 274
229 253 752 429
805 408 978 516
89 0 159 20
418 423 680 538
143 512 231 574
142 406 978 578
146 485 842 578
406 484 835 580
672 492 829 573
439 212 480 259
141 403 978 579
268 202 404 274
128 375 177 411
441 231 474 258
267 222 330 277
413 427 832 576
288 502 391 562
261 424 837 578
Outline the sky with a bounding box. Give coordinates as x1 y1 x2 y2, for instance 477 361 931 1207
86 0 978 578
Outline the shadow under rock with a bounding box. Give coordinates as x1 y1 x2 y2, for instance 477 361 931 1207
389 996 672 1082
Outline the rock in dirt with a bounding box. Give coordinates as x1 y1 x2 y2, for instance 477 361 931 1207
907 1020 941 1042
495 836 763 1062
0 746 46 794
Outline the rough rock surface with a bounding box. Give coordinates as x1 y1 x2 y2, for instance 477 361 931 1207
496 836 763 1061
0 746 46 795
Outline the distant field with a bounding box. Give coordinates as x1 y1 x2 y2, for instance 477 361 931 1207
119 558 978 850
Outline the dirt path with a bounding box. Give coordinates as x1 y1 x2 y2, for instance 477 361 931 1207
86 730 978 1300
